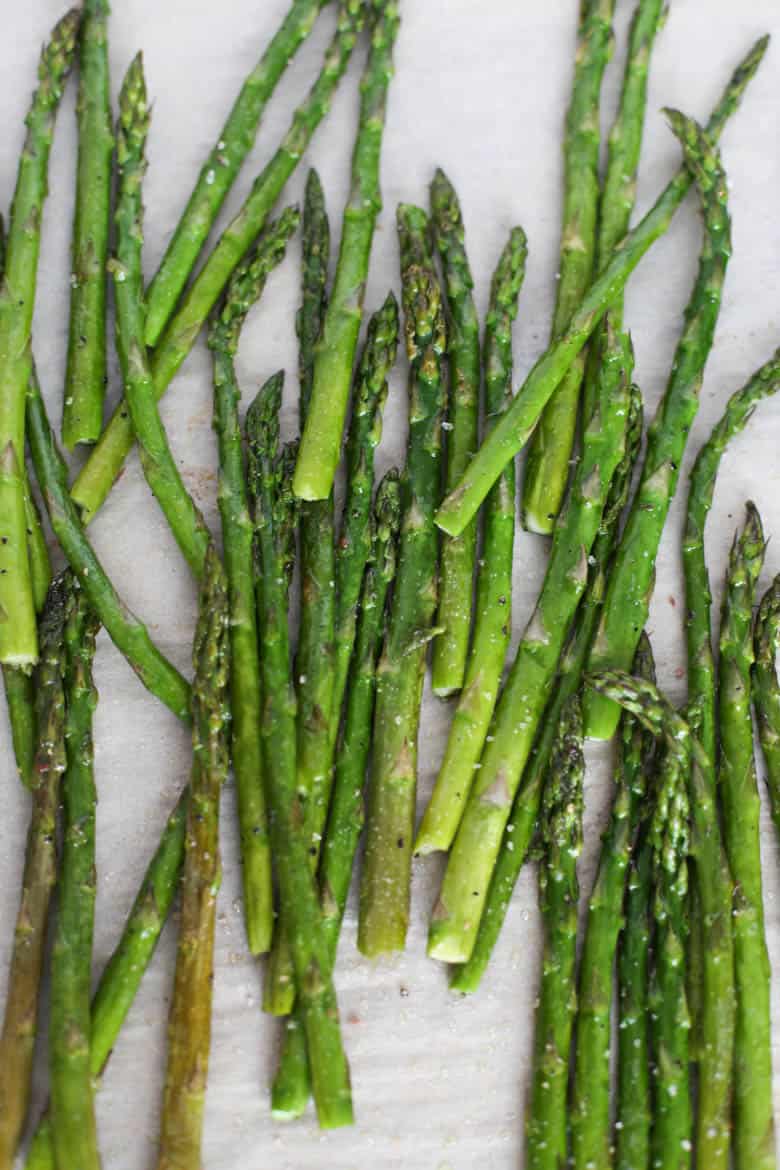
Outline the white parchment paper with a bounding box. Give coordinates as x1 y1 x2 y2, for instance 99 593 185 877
2 2 780 1167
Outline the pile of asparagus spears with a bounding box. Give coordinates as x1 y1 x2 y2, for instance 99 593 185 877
0 0 778 1167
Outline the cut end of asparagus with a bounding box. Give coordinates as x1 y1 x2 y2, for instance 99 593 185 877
582 687 622 741
521 501 558 536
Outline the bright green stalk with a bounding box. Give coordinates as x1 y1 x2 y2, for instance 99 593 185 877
0 578 67 1170
754 574 780 840
429 322 631 964
435 36 767 539
522 0 616 534
718 504 776 1170
586 670 694 1170
331 291 399 745
208 215 299 958
271 470 401 1121
25 793 188 1170
358 205 446 957
293 0 401 501
584 111 732 741
570 634 656 1170
25 490 52 615
50 584 101 1170
158 547 230 1170
450 382 643 994
429 168 481 694
247 376 353 1129
62 0 113 448
113 55 212 579
0 9 79 665
416 226 527 853
525 695 584 1170
70 0 365 524
144 0 327 347
26 368 191 722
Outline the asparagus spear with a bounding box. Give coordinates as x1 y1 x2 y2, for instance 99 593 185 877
0 577 67 1170
145 0 327 347
70 0 365 524
570 634 655 1170
271 470 401 1121
524 695 584 1170
584 111 732 740
208 218 300 961
26 366 191 722
158 546 230 1170
416 225 527 853
113 54 213 579
358 205 446 957
429 168 481 694
25 795 188 1170
522 0 616 534
49 583 101 1170
429 321 631 964
450 382 643 993
61 0 113 448
587 670 694 1170
435 36 767 539
718 503 776 1170
0 9 79 666
754 574 780 839
331 291 399 744
247 376 353 1129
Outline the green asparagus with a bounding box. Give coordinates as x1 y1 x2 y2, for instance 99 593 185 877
158 547 230 1170
718 503 776 1170
145 0 327 346
429 321 631 964
62 0 113 448
50 583 101 1170
522 0 616 534
0 9 79 665
584 111 732 740
294 0 400 500
416 225 527 853
435 37 766 539
754 574 780 839
71 0 365 524
358 205 446 956
525 695 584 1170
0 578 67 1170
429 168 481 694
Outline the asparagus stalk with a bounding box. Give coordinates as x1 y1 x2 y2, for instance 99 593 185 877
0 577 67 1170
0 9 79 665
718 503 776 1170
61 0 113 448
49 584 101 1170
584 111 732 740
570 634 656 1170
416 226 527 853
247 376 353 1129
26 366 191 722
271 470 401 1121
208 217 300 960
70 0 365 524
113 54 213 579
587 670 694 1170
429 321 631 964
158 546 230 1170
331 291 399 744
754 574 780 839
145 0 327 346
358 205 446 957
429 168 481 694
525 695 584 1170
522 0 616 534
450 381 643 993
435 36 767 539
